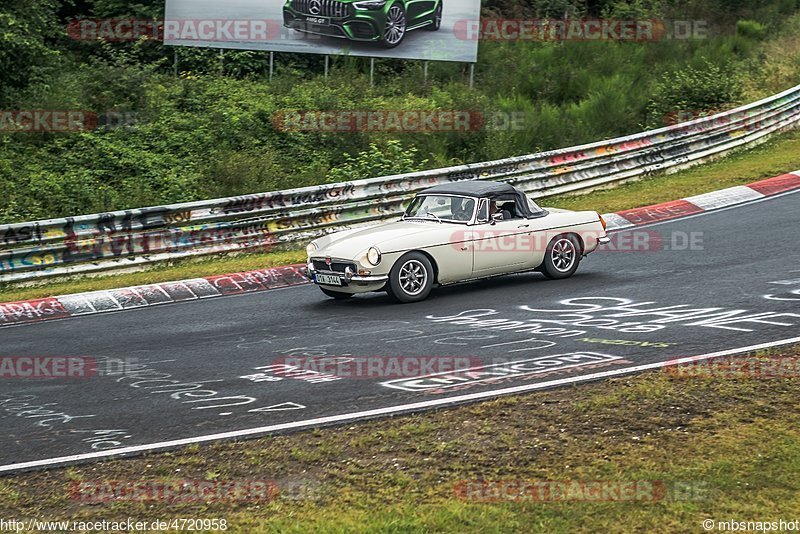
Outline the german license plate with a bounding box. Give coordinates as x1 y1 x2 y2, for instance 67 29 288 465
305 16 329 25
316 273 342 286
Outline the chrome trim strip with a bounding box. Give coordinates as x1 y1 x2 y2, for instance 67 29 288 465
352 275 388 282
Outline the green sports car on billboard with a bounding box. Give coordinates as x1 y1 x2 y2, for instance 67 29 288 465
283 0 443 48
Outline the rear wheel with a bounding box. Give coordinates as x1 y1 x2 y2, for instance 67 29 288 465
541 234 581 279
319 287 353 299
426 1 442 30
387 252 434 303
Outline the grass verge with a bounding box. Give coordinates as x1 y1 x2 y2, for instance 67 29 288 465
546 129 800 213
2 129 799 303
0 250 307 303
1 346 798 532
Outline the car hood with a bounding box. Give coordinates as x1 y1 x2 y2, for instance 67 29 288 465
315 219 460 259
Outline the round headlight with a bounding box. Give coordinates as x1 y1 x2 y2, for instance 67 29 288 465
306 241 318 256
366 247 381 266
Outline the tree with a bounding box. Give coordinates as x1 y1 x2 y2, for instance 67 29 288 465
0 0 61 104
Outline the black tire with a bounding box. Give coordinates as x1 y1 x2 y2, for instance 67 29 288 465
320 287 354 300
426 1 442 30
386 252 434 303
380 3 406 48
541 234 581 280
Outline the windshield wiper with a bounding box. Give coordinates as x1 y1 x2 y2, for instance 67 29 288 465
405 213 447 223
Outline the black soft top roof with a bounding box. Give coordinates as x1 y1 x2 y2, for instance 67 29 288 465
419 180 519 198
417 180 540 218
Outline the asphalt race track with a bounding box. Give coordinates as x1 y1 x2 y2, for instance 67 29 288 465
1 190 799 473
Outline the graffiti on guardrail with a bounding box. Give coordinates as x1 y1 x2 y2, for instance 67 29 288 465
0 223 274 274
1 83 798 282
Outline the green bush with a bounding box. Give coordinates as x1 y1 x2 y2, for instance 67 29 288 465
737 19 769 40
327 141 429 183
644 59 744 128
0 0 798 223
0 0 61 105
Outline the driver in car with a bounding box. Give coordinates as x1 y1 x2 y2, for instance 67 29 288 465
450 198 474 222
490 200 509 220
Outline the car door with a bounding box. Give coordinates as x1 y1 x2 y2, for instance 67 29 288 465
403 0 429 26
471 199 535 275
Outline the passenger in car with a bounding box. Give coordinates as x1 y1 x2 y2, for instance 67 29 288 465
490 200 513 221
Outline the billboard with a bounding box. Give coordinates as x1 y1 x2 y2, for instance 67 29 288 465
163 0 480 62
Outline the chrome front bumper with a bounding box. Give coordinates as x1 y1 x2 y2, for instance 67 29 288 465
306 262 389 285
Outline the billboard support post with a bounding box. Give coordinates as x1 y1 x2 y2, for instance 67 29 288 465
325 55 329 77
269 51 274 82
423 61 429 84
219 48 224 75
370 58 375 87
173 48 178 78
469 63 474 89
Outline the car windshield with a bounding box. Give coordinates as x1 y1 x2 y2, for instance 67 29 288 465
404 195 476 223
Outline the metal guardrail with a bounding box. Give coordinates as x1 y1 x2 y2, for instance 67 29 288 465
2 83 799 283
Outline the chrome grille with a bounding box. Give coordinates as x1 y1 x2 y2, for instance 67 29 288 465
312 259 356 273
292 0 350 17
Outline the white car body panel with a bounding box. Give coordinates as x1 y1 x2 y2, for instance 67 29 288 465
305 183 608 297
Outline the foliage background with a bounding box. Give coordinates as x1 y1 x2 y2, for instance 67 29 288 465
1 0 799 222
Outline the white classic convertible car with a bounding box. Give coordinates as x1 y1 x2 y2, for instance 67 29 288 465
305 181 610 303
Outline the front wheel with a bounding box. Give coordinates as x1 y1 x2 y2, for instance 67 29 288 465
541 234 581 280
320 287 354 300
386 252 434 303
380 3 406 48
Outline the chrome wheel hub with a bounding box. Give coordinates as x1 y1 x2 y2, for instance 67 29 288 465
385 6 406 44
399 259 427 295
551 239 576 272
